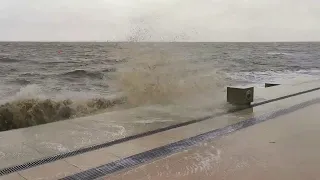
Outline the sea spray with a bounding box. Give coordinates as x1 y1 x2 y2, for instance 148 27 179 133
0 48 227 131
116 49 227 107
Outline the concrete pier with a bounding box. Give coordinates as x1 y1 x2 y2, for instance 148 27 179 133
1 80 320 180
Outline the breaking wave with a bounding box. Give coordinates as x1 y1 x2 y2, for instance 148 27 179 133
59 68 116 80
60 69 105 79
0 85 126 132
266 52 294 56
116 50 226 106
0 50 226 132
102 67 117 72
8 79 31 85
0 57 21 63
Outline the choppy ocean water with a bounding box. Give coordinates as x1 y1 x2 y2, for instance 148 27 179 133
0 42 319 131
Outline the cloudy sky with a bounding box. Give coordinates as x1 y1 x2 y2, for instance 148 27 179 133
0 0 319 41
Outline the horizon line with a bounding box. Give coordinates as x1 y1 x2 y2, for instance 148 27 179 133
0 40 320 43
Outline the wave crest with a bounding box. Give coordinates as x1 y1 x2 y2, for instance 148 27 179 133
0 57 21 63
0 97 126 131
61 69 104 79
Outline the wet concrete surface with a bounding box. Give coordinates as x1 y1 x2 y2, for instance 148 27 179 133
105 103 320 180
0 103 224 169
253 79 320 104
0 144 44 169
1 80 320 172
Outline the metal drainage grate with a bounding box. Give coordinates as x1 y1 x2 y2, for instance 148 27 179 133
62 98 320 180
0 87 320 176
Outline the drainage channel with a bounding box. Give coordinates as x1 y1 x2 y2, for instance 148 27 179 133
0 87 320 177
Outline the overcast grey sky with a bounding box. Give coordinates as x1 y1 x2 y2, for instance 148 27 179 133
0 0 319 41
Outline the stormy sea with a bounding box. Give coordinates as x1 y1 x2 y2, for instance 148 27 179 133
1 42 320 131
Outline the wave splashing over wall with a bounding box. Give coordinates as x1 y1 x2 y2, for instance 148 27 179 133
0 85 126 131
117 49 226 107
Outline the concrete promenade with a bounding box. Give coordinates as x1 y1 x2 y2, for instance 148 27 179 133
1 80 320 180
